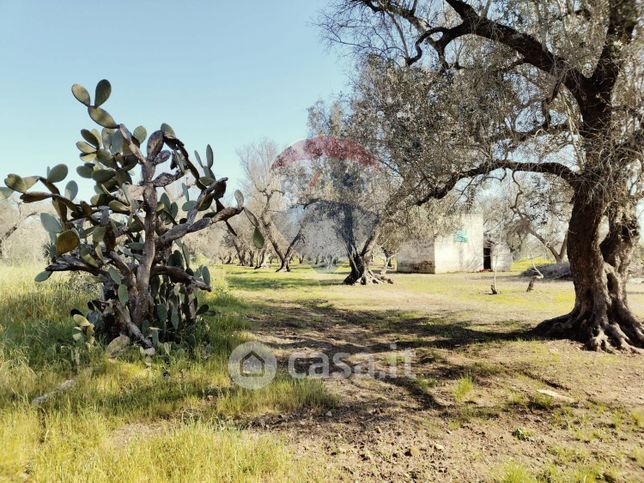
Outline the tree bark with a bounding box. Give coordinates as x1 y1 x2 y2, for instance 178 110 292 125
344 229 392 285
0 212 35 259
0 224 21 259
277 229 304 272
381 255 395 276
535 196 643 351
254 249 266 269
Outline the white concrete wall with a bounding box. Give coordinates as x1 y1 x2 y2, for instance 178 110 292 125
397 238 436 273
433 214 484 273
396 214 485 274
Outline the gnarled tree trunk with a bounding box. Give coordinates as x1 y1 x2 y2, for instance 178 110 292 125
536 195 643 352
277 229 304 272
344 229 392 285
254 249 266 269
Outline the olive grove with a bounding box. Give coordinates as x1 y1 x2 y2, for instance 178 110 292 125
321 0 643 351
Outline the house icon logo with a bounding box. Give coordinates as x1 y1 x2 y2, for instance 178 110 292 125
228 342 277 389
241 351 266 377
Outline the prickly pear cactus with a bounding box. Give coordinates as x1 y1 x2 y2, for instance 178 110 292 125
4 80 244 348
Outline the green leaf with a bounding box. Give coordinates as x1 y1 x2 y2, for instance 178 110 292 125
76 166 92 180
75 141 96 154
108 267 122 285
92 169 115 183
182 200 197 212
162 342 171 356
96 149 113 164
252 227 265 249
80 251 99 268
109 199 130 213
65 181 79 200
94 79 111 107
159 192 171 210
80 152 97 162
170 202 179 219
160 123 175 137
168 250 184 269
150 327 160 347
47 164 68 183
170 307 179 331
88 106 118 128
202 266 211 286
198 176 215 187
92 226 106 244
156 304 168 323
81 129 101 147
181 243 191 270
133 126 147 144
5 174 37 193
34 271 52 283
118 284 129 305
56 230 80 255
71 84 91 106
40 213 61 234
206 144 214 168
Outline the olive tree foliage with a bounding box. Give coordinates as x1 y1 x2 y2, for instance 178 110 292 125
291 215 344 266
3 80 243 348
322 0 643 351
283 99 417 285
238 140 306 272
480 173 572 263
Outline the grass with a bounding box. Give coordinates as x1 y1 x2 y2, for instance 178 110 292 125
5 414 312 482
493 460 537 483
0 264 330 482
1 262 643 481
453 373 474 402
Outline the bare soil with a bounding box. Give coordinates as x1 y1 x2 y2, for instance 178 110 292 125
233 269 644 481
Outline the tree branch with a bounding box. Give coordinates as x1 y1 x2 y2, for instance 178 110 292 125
416 159 579 205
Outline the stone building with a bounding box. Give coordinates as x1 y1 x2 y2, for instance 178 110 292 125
396 214 512 274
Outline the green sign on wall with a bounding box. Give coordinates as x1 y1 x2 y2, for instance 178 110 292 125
454 230 468 243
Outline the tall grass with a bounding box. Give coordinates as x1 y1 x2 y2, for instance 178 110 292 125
0 264 330 481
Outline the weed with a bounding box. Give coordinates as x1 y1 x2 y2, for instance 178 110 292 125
493 460 536 483
454 373 474 402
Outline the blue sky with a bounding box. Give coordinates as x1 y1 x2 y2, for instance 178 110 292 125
0 0 349 196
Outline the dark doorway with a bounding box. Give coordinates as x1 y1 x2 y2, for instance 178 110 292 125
483 246 492 270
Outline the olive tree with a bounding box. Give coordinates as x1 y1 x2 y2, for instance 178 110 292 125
322 0 643 351
238 140 306 272
3 80 243 348
276 100 414 285
480 174 571 263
